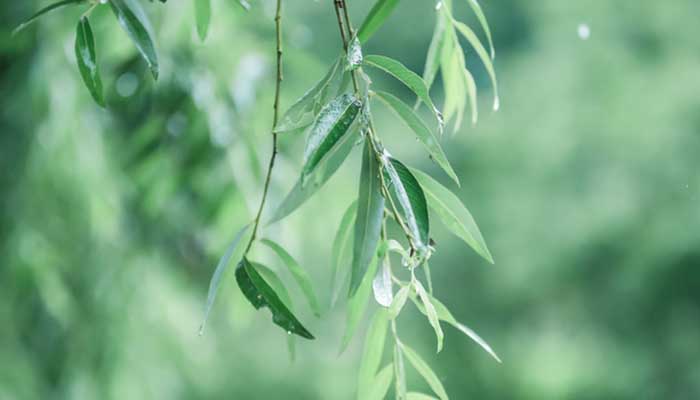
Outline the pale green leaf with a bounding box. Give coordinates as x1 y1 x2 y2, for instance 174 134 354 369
464 0 495 59
399 341 449 400
340 250 380 353
415 280 444 353
357 0 400 43
407 393 439 400
331 200 358 305
366 364 394 400
372 253 393 307
357 310 389 399
394 343 407 400
452 20 499 111
195 0 211 41
389 284 410 319
421 7 448 90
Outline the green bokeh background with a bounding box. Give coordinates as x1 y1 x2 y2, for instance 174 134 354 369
1 1 699 399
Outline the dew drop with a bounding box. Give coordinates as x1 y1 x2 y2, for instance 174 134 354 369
577 23 591 40
493 96 500 111
435 1 443 11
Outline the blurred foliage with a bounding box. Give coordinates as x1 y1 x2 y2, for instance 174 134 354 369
1 0 699 399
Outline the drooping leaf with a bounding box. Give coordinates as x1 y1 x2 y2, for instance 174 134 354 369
372 252 393 307
364 55 442 127
302 94 362 182
75 17 105 107
399 342 449 400
462 66 478 124
423 261 434 294
383 158 430 250
410 291 501 362
464 0 495 60
194 0 211 41
373 90 458 185
389 284 410 319
357 0 400 43
415 280 444 353
452 20 499 111
275 59 342 134
366 364 394 400
440 32 466 129
394 343 407 400
260 239 322 318
410 168 493 263
350 139 385 296
330 200 358 306
253 262 298 361
407 393 439 400
199 223 252 334
421 9 447 91
340 249 380 353
110 0 159 79
235 258 314 339
357 310 389 399
268 126 358 224
12 0 86 36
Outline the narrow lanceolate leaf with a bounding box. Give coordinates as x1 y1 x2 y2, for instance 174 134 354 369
260 239 322 318
394 344 407 400
110 0 159 79
421 8 447 90
389 284 410 319
409 291 500 362
268 126 358 224
350 140 385 296
372 253 393 307
407 393 439 400
357 310 389 399
415 280 444 353
302 94 362 182
357 0 400 43
194 0 211 41
12 0 85 36
440 33 464 127
410 168 493 263
75 17 105 107
253 262 297 361
331 201 358 305
452 20 499 111
373 91 458 185
462 67 478 124
340 250 379 353
366 364 394 400
199 224 252 334
235 258 314 339
465 0 495 59
275 59 342 134
383 158 430 250
399 342 449 400
364 55 442 128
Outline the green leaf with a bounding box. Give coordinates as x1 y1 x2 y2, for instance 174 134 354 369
407 393 439 400
440 33 466 129
340 249 380 353
414 280 444 353
421 8 447 90
253 262 297 362
383 158 430 250
389 284 410 319
350 139 385 297
357 310 389 399
275 59 342 134
357 0 400 43
75 17 105 107
12 0 86 36
372 252 393 307
330 200 358 306
373 90 458 185
199 223 252 334
462 66 478 125
366 363 394 400
235 258 314 339
399 342 449 400
410 168 493 263
464 0 495 60
260 239 322 318
410 291 500 363
364 55 442 128
110 0 159 80
194 0 211 41
268 125 358 224
452 20 499 111
302 94 362 182
394 344 407 400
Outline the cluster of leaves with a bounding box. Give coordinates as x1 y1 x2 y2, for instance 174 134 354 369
15 0 501 398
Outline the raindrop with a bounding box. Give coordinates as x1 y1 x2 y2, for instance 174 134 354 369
435 1 443 11
493 96 500 111
578 23 591 40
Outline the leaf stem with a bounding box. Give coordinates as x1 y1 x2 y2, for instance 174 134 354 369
244 0 283 255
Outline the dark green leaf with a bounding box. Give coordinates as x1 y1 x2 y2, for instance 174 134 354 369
373 90 458 185
357 310 389 399
331 200 358 306
253 262 297 362
410 168 493 263
302 94 362 182
350 139 385 296
12 0 86 36
357 0 400 43
199 223 252 335
383 158 430 250
399 341 449 400
260 239 322 317
235 258 315 339
195 0 211 41
75 17 104 107
268 125 358 225
110 0 159 80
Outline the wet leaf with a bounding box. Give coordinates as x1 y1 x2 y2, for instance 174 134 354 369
372 252 393 307
399 341 449 400
383 157 430 250
195 0 211 41
75 17 104 107
235 258 314 339
357 310 389 399
357 0 400 43
260 239 322 318
110 0 159 79
410 168 493 263
13 0 85 36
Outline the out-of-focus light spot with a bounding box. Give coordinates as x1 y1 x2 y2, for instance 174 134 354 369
116 73 139 97
167 113 187 137
578 24 591 40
